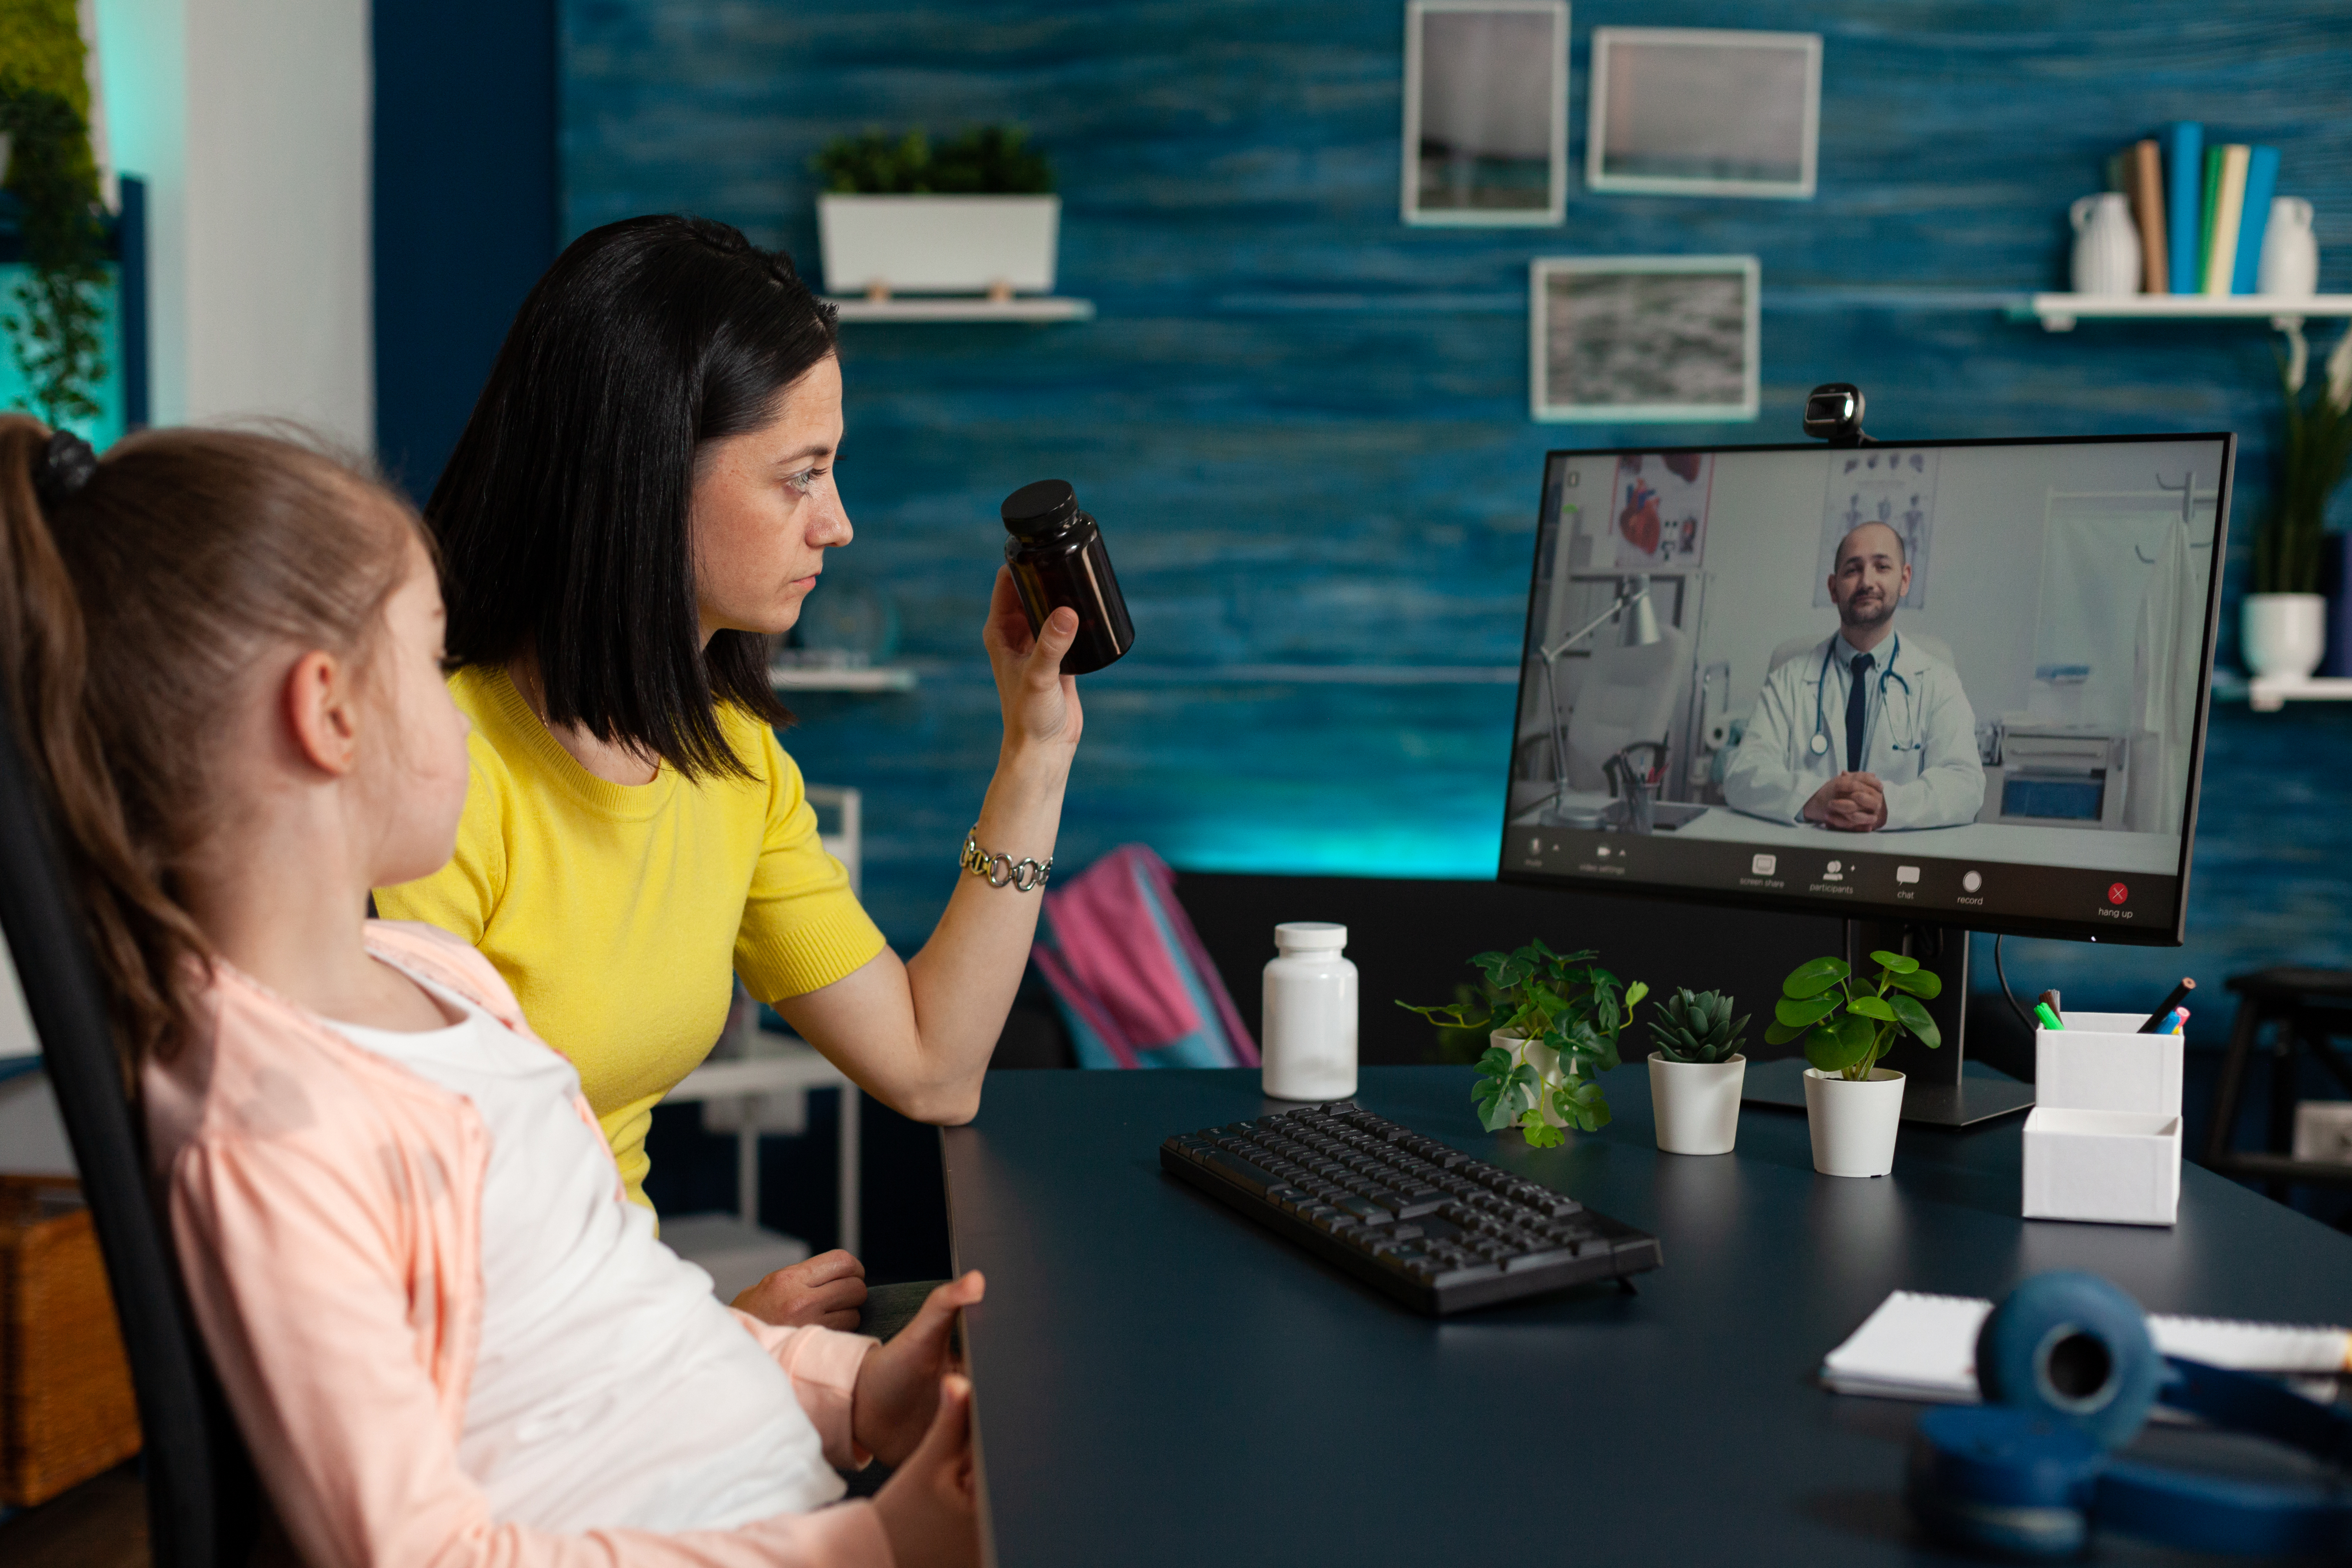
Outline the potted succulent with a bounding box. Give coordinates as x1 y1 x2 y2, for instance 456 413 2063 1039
811 126 1059 301
1645 989 1749 1156
2244 327 2352 680
1400 941 1648 1149
1766 951 1942 1177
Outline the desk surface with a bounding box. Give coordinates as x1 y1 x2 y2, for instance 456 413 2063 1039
1665 806 2180 874
944 1065 2352 1567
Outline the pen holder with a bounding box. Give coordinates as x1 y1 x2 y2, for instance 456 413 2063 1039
2022 1013 2183 1226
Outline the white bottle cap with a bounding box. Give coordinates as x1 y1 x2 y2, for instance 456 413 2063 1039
1274 922 1347 952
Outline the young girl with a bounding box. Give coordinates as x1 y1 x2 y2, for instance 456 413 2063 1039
0 415 980 1568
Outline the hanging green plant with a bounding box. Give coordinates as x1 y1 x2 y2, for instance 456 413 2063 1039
0 0 111 428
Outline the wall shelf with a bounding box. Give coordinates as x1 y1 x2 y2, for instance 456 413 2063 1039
2017 294 2352 332
827 297 1094 323
2248 675 2352 713
769 662 919 693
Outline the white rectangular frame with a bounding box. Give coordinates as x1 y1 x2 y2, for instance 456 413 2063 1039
1585 28 1821 200
1528 255 1761 423
1401 0 1569 227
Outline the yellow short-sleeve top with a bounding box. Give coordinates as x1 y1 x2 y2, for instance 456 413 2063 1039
375 666 887 1207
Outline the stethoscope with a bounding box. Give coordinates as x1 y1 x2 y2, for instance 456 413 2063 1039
1808 632 1921 758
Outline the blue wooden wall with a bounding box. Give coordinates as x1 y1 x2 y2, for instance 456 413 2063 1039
561 0 2352 1016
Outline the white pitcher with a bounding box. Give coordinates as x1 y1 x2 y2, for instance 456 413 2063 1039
2070 193 2142 297
2257 198 2319 299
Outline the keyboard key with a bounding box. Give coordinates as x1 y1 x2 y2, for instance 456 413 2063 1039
1336 1197 1392 1223
1199 1150 1282 1195
1504 1246 1582 1272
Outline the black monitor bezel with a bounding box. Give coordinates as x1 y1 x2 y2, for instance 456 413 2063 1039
1496 431 2236 948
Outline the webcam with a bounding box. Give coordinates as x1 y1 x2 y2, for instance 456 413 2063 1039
1803 383 1871 446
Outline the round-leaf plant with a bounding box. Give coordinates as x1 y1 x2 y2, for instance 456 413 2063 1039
1400 940 1648 1148
1764 950 1942 1080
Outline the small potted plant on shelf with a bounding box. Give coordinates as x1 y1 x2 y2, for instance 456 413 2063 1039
2244 327 2352 681
1400 941 1648 1149
810 126 1059 302
1645 989 1749 1156
1767 951 1942 1177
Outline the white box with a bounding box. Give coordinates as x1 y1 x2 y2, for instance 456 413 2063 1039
2021 1011 2182 1226
817 195 1060 296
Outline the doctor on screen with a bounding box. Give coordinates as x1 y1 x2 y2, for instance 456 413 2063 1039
1722 522 1986 832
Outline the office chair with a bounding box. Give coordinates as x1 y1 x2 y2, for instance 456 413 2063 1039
0 709 260 1565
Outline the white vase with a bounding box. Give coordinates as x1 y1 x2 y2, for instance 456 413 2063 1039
816 194 1061 297
2069 193 2142 297
2256 198 2319 299
1803 1067 1905 1178
1648 1052 1745 1156
2242 592 2327 681
1492 1031 1570 1128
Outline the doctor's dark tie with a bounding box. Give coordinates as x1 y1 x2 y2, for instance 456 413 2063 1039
1845 652 1874 773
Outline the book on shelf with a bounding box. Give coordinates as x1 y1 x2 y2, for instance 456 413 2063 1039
2204 144 2251 296
2125 138 2168 294
2165 122 2204 296
2232 144 2280 294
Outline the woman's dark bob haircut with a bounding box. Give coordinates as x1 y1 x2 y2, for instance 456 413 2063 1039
429 214 838 779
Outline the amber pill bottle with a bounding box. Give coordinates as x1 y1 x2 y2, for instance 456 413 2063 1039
1000 479 1136 675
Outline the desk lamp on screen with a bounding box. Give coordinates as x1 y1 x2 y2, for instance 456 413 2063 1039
1501 387 2233 1125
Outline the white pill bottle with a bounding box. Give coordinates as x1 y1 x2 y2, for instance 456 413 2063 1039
1261 923 1358 1101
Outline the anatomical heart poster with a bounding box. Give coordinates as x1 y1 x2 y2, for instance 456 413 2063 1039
1608 451 1712 570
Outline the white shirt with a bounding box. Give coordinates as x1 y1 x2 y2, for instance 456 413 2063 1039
1721 629 1986 831
327 970 844 1533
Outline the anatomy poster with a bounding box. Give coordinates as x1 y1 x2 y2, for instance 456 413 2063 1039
1815 447 1938 609
1608 451 1712 569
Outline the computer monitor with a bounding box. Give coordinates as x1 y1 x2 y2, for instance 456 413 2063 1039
1499 432 2231 1104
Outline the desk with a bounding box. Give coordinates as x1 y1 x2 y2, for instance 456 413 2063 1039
944 1065 2352 1566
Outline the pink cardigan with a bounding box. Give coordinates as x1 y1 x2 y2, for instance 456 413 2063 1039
142 921 895 1568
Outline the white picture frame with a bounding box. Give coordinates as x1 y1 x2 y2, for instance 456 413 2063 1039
1586 28 1821 200
1400 0 1569 226
1529 255 1760 423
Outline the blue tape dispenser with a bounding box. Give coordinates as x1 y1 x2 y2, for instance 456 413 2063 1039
1906 1271 2352 1559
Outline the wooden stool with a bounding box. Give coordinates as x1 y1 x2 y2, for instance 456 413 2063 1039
2202 967 2352 1199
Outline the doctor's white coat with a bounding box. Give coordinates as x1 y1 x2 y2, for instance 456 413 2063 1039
1721 632 1986 831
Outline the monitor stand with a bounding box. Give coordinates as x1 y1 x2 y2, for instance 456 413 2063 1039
1738 918 2035 1127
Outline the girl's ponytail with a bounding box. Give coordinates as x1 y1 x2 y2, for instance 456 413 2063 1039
0 415 420 1076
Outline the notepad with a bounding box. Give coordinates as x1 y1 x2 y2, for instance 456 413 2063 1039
1821 1290 2352 1402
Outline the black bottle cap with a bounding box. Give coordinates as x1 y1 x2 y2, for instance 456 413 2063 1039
1001 479 1081 540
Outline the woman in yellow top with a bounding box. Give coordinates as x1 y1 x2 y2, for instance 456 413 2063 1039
377 215 1081 1331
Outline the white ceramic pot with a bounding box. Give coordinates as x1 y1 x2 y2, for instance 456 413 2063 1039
1648 1052 1745 1156
2243 592 2327 681
2069 193 2142 297
1803 1067 1905 1178
2257 197 2319 299
816 194 1061 297
1492 1031 1568 1127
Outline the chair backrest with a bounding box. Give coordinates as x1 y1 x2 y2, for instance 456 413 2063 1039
1565 621 1692 792
1768 627 1953 674
0 713 257 1566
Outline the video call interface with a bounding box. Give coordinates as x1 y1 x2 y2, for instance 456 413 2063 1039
1501 436 2231 940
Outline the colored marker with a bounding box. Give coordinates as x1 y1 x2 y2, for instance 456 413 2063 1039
2138 977 2195 1034
2037 989 2063 1026
2164 1007 2188 1036
2035 1002 2066 1032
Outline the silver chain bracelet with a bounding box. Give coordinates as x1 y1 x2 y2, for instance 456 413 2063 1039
961 826 1053 892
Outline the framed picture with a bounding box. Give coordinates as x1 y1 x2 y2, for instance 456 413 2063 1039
1586 28 1821 199
1528 255 1760 423
1401 0 1568 226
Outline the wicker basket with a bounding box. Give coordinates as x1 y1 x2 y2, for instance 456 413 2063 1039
0 1175 142 1506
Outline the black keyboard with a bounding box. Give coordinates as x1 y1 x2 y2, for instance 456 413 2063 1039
1160 1099 1661 1315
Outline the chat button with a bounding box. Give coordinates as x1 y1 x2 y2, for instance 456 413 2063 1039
1896 865 1921 885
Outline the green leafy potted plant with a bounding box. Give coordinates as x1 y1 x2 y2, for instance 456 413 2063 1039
810 126 1060 302
1 13 111 429
1766 951 1942 1177
1645 989 1749 1156
1400 941 1648 1149
2244 328 2352 681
